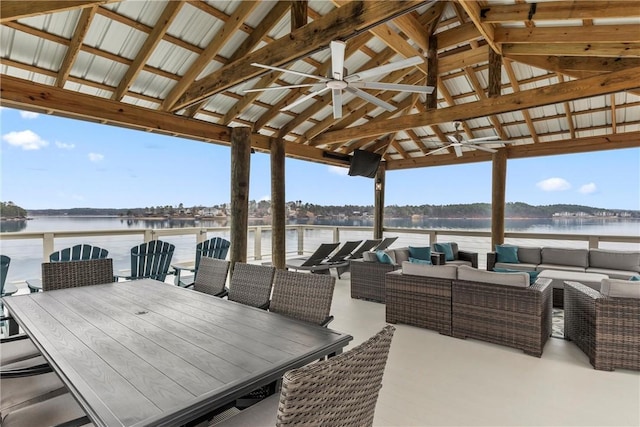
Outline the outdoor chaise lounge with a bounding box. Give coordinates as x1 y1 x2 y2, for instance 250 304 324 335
285 242 340 274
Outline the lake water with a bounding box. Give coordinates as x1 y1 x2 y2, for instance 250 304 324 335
1 216 639 285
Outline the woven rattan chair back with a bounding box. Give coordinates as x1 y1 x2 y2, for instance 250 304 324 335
194 257 230 297
270 270 335 326
195 238 230 270
42 258 114 291
228 263 275 309
0 255 10 296
276 325 395 427
130 240 175 281
49 244 109 262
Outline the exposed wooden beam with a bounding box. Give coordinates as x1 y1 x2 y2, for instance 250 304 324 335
457 0 501 54
464 66 507 140
0 1 114 22
112 1 184 101
394 13 429 52
386 132 640 170
503 59 539 144
172 1 427 111
438 45 489 73
503 43 640 58
291 0 308 28
56 5 97 88
495 25 640 44
437 22 481 48
480 2 634 22
162 1 260 111
312 66 640 145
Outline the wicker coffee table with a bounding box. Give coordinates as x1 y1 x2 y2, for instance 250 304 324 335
537 270 608 308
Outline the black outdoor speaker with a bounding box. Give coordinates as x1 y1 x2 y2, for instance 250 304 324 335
348 150 381 178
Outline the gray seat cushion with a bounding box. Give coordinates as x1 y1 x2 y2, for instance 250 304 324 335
0 336 40 366
586 267 638 280
444 259 473 268
536 264 586 273
589 249 640 273
600 278 640 299
494 262 538 272
541 247 589 268
516 246 541 265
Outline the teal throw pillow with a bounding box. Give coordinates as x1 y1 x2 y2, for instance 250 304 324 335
409 257 432 265
409 246 431 261
630 275 640 281
433 243 454 261
376 250 393 264
494 267 539 285
495 244 519 264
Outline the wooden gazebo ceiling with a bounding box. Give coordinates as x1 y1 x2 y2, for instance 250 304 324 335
1 1 639 170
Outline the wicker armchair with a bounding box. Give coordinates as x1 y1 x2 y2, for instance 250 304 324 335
270 269 335 326
41 258 115 291
212 325 395 427
227 263 275 310
452 267 552 357
564 281 640 371
385 268 455 335
187 257 230 298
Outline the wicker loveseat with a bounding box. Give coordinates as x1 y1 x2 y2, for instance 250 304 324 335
452 265 553 357
564 279 640 371
385 264 458 335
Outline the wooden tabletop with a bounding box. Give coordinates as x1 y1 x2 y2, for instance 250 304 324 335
3 279 352 427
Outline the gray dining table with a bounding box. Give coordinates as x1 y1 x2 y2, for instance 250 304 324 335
2 278 353 427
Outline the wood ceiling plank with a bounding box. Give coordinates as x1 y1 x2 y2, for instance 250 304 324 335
172 0 427 111
393 13 429 52
480 2 635 22
457 0 501 55
436 22 482 48
495 25 640 44
503 59 539 144
312 65 640 145
0 1 114 22
162 1 260 111
438 45 489 73
112 1 184 101
503 43 640 57
368 24 428 74
56 5 97 88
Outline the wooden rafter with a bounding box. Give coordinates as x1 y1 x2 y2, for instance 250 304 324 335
312 65 640 145
56 5 97 88
171 0 427 111
457 0 501 54
112 1 184 101
503 43 640 57
463 66 507 140
480 2 634 22
494 25 640 44
0 0 114 23
502 59 539 144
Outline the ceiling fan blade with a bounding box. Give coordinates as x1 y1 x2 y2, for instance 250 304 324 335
243 83 324 93
426 146 450 156
331 40 346 81
453 144 463 157
350 81 434 94
332 89 343 119
251 63 329 82
281 87 330 112
344 86 395 111
447 135 458 144
467 136 500 143
344 56 424 82
468 144 497 153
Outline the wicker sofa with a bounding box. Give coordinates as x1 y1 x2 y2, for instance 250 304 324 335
451 265 553 357
564 279 640 371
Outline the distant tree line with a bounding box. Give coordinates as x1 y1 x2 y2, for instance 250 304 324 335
0 201 28 219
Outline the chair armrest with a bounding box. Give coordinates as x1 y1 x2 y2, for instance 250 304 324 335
487 252 497 271
431 251 446 265
214 288 229 298
458 250 478 268
320 315 334 328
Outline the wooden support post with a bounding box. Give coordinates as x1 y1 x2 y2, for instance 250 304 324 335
488 48 502 98
426 35 438 110
374 163 386 239
491 149 507 249
291 0 308 29
230 127 251 272
271 137 286 269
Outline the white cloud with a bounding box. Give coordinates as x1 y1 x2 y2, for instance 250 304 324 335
536 177 571 192
328 165 349 176
55 141 75 150
20 111 40 119
2 130 49 150
579 182 597 194
88 152 104 162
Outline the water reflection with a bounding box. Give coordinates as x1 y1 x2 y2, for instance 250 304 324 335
0 220 27 232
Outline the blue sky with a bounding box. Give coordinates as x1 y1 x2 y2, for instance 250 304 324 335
1 106 639 210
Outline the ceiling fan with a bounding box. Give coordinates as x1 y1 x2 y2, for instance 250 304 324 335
426 121 514 157
244 41 434 119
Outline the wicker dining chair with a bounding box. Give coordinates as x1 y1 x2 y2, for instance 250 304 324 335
227 263 275 310
187 257 230 298
212 325 396 427
269 269 335 326
41 258 115 291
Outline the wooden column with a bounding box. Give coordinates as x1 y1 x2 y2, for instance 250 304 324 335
230 127 251 272
488 48 502 98
425 35 438 110
271 137 286 269
291 1 307 29
374 163 386 239
491 149 507 249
